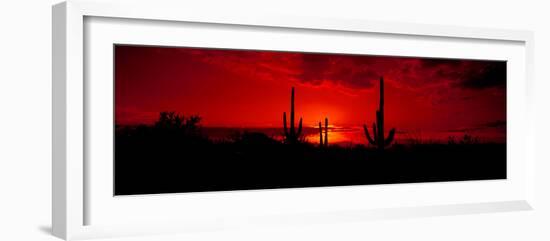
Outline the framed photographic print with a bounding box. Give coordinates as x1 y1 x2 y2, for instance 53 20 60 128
53 0 535 240
113 45 508 195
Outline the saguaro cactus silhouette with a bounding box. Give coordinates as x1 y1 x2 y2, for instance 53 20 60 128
319 117 328 147
283 87 303 144
363 77 396 150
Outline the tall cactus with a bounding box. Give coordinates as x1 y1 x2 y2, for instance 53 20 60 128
319 117 328 147
283 87 303 144
363 77 396 150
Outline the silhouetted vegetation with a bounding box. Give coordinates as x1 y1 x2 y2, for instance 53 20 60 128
363 77 396 150
115 85 505 195
115 111 505 195
282 87 304 144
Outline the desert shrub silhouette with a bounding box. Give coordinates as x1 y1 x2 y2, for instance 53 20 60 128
154 111 202 138
231 131 280 146
448 134 480 145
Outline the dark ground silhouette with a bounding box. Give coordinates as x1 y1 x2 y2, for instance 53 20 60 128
114 112 506 195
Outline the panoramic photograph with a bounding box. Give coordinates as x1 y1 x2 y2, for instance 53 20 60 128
114 45 507 195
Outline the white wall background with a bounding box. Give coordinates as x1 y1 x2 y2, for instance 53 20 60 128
0 0 549 240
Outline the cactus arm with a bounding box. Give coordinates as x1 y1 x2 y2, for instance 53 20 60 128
282 87 304 144
364 124 376 145
384 128 396 147
297 117 303 137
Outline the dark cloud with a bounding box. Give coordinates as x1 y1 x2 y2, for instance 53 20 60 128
182 47 506 91
459 62 506 89
298 54 379 89
447 120 506 132
482 120 506 128
297 55 506 91
420 59 506 90
420 58 463 68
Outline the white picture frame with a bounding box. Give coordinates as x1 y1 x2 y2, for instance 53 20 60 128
52 1 535 240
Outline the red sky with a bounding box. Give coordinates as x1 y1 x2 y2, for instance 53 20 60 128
115 45 506 143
